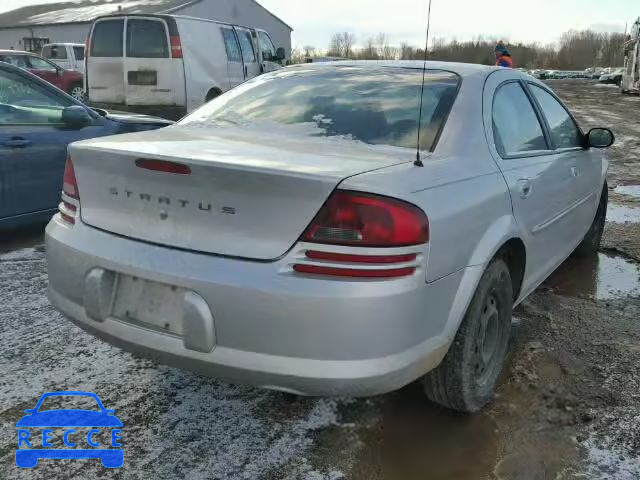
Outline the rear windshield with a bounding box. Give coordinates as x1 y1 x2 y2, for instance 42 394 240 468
126 19 169 58
42 45 67 59
179 66 459 151
73 46 85 61
91 19 124 57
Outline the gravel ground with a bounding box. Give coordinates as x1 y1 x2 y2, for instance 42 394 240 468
1 80 639 480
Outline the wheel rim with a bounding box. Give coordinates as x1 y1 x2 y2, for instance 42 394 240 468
71 87 85 101
474 291 500 387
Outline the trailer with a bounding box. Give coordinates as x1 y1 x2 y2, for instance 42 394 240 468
622 17 640 94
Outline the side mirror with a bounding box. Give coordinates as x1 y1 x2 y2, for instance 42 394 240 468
586 128 615 149
57 67 64 77
62 105 92 128
24 409 35 414
275 47 286 62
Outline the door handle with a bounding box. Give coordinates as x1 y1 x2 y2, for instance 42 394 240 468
517 179 532 199
2 138 32 148
570 166 579 177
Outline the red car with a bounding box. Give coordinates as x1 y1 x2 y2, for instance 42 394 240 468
0 50 85 101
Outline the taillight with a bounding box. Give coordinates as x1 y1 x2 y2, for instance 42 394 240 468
136 158 191 175
60 157 79 225
301 191 429 247
170 35 183 58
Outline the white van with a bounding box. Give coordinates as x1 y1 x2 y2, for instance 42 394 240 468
41 43 85 73
86 14 286 119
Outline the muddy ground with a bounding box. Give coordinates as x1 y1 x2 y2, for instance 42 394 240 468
0 80 639 479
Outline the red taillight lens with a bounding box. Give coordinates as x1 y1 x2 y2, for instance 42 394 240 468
305 251 417 264
301 191 428 247
293 264 416 278
63 157 79 199
170 35 183 58
135 159 191 175
60 157 79 225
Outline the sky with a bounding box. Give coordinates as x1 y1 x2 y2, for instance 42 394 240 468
0 0 636 49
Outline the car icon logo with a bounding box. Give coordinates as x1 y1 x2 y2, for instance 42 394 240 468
15 391 123 468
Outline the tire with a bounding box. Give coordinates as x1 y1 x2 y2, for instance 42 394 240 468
205 88 222 102
69 83 86 102
424 258 513 413
574 183 608 256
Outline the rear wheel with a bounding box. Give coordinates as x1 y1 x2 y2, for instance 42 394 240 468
205 88 222 102
69 83 85 102
424 258 513 412
574 183 608 256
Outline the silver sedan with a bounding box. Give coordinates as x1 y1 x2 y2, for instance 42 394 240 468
46 61 613 412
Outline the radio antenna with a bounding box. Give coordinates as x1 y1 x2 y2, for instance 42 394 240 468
414 0 433 167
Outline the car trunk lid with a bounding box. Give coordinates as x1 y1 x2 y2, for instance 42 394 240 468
70 127 412 260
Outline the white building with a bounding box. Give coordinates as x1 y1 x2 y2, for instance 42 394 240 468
0 0 292 58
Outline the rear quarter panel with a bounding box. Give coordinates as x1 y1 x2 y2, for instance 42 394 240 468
342 71 519 283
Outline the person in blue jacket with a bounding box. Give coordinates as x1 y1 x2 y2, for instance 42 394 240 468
495 41 514 68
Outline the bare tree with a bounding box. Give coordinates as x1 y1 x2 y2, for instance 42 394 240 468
342 32 356 58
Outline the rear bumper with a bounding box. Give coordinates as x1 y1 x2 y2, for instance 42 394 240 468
46 217 473 396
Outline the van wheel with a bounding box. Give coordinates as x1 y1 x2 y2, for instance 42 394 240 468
424 258 512 413
574 183 607 256
69 84 86 102
205 88 222 102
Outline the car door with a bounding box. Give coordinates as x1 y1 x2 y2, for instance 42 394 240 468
220 26 244 89
484 73 578 291
87 17 126 104
256 30 281 73
235 26 260 80
0 66 104 220
526 83 603 243
25 55 63 89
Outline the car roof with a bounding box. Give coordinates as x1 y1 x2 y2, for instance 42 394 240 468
0 49 34 55
299 60 501 78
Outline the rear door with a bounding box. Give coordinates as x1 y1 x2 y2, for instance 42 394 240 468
220 25 244 88
87 17 125 103
527 83 602 236
234 26 260 80
124 16 185 106
484 74 578 290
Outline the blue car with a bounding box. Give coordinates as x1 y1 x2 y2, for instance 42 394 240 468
0 61 172 229
16 391 124 468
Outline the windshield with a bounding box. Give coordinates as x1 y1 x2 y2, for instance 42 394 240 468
179 66 459 151
37 395 101 412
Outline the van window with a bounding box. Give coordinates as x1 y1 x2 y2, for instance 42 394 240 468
42 45 67 60
73 46 85 61
91 19 124 57
221 28 242 62
126 19 169 58
257 31 276 61
236 29 256 62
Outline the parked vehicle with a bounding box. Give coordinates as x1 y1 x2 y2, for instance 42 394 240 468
0 49 85 101
86 14 286 120
599 68 624 85
46 61 613 412
0 61 172 229
622 17 640 94
41 43 86 74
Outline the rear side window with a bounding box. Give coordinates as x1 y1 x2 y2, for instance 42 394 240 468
126 19 169 58
73 46 85 61
42 45 67 59
0 55 30 68
91 19 124 57
221 28 242 62
529 85 583 149
236 29 256 62
493 82 547 156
